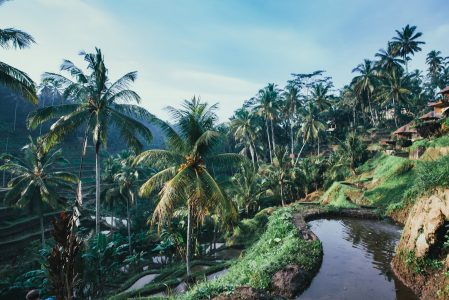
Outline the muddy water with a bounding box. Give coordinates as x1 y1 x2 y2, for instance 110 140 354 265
297 218 418 300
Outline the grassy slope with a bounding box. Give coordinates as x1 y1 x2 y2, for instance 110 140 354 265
178 207 322 300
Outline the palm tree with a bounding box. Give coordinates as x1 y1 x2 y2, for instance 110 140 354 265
227 163 271 216
426 50 445 90
0 137 77 249
230 110 258 165
134 98 239 277
27 48 153 234
105 152 144 254
375 43 405 73
255 83 279 163
310 83 332 112
295 103 325 164
351 59 380 125
378 69 411 127
283 85 301 161
0 23 38 104
391 24 425 73
265 148 292 207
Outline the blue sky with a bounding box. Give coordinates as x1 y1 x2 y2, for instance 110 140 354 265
2 0 449 121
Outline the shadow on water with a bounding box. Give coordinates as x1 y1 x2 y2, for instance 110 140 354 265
297 218 418 300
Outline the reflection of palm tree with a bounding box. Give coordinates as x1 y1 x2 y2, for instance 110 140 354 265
28 48 153 234
135 98 240 277
0 23 38 104
0 138 77 249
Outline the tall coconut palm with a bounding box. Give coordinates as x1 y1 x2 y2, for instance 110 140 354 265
378 69 411 127
0 137 77 249
0 21 38 104
391 24 425 73
134 98 239 277
375 43 405 74
283 85 301 161
426 50 445 90
295 103 325 164
105 152 145 254
255 83 279 163
27 48 153 234
351 59 380 125
230 110 258 165
310 83 332 112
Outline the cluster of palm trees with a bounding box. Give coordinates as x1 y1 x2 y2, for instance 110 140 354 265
2 16 449 296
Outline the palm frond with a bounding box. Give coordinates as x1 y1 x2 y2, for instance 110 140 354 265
139 167 176 198
134 149 183 169
0 28 35 49
0 61 37 104
27 103 83 129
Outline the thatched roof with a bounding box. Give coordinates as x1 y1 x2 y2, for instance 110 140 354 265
393 123 417 136
419 110 442 121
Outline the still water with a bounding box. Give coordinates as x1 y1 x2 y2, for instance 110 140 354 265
297 218 418 300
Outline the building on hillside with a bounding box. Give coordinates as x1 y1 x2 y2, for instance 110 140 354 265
382 86 449 156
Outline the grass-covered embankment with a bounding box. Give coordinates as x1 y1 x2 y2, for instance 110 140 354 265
178 206 322 300
320 152 449 222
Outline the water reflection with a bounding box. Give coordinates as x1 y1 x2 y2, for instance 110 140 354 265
297 218 417 300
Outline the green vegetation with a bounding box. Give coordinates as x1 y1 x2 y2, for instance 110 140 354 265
179 207 322 300
1 3 449 297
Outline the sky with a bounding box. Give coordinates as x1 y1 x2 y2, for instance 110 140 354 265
2 0 449 122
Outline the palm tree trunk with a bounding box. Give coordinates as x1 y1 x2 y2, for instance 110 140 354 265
290 120 294 163
265 119 272 163
367 94 376 126
186 203 192 277
392 97 398 127
95 147 101 234
3 135 9 187
295 139 307 166
270 118 276 154
111 204 115 232
39 200 45 250
249 145 255 167
127 194 132 255
280 183 285 207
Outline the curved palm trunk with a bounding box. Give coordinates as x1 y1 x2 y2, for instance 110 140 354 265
95 147 101 234
249 144 255 167
186 203 192 277
295 139 307 166
265 119 273 163
127 194 132 255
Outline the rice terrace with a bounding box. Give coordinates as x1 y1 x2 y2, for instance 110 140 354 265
1 0 449 299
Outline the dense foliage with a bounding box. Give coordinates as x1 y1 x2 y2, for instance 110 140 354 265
2 5 449 297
